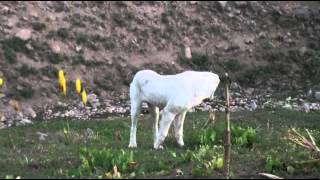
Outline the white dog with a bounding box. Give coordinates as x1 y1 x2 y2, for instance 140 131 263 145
128 70 220 149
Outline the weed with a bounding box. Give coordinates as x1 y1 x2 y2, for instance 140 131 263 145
40 65 59 78
47 52 67 64
265 154 283 173
17 64 38 77
63 121 71 145
224 59 242 72
31 22 46 32
78 148 134 177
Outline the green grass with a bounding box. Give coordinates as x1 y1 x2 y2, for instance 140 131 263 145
1 109 320 178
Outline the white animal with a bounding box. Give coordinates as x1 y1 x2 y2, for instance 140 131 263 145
128 70 220 149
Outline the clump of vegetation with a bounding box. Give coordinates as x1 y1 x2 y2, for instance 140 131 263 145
188 145 224 177
16 64 39 77
78 148 134 177
111 11 134 28
31 22 47 32
70 14 86 28
40 65 59 78
265 154 284 173
224 59 242 72
1 37 30 63
47 52 68 64
71 55 86 65
47 28 70 40
76 33 99 51
197 121 257 148
236 65 273 86
179 52 212 71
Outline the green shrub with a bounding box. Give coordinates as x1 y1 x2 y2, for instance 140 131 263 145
224 59 242 72
32 22 46 32
198 121 257 148
78 147 134 176
265 154 283 173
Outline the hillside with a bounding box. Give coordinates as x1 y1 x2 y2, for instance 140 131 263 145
0 1 320 127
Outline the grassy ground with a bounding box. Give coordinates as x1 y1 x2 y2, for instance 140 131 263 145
1 108 320 179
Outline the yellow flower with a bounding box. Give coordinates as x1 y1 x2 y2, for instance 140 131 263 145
62 79 67 96
58 70 67 96
0 78 3 87
81 89 87 106
58 70 65 89
75 79 81 94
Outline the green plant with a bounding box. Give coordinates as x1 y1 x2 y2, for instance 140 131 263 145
190 145 224 177
198 129 216 145
78 147 134 177
17 64 38 77
224 59 242 72
265 154 282 173
4 175 14 179
32 22 46 32
40 65 58 78
76 33 99 50
232 126 257 147
63 121 71 145
47 52 67 64
1 37 30 63
57 28 69 39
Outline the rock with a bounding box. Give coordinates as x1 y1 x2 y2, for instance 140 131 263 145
0 93 5 99
217 1 228 9
286 96 292 101
234 1 248 8
36 132 48 141
7 17 18 28
258 32 266 39
51 42 61 53
26 107 37 119
0 116 5 122
9 100 21 112
244 36 255 44
185 46 192 59
76 45 82 52
21 118 33 125
307 89 312 97
314 92 320 100
299 46 307 56
230 82 241 90
26 43 33 50
303 102 310 113
250 100 257 111
29 10 38 18
282 104 292 110
1 6 10 14
245 88 255 95
15 29 32 40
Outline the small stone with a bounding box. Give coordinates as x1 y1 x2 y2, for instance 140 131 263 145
76 46 82 52
15 29 32 40
0 93 5 99
21 118 33 124
314 92 320 100
185 46 192 59
299 46 307 56
51 42 61 53
26 107 37 119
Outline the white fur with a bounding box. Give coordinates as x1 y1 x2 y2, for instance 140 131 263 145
128 70 220 149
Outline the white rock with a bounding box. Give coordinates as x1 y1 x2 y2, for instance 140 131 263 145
51 42 61 53
314 92 320 100
21 118 33 124
185 46 192 59
15 29 32 40
26 107 37 119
